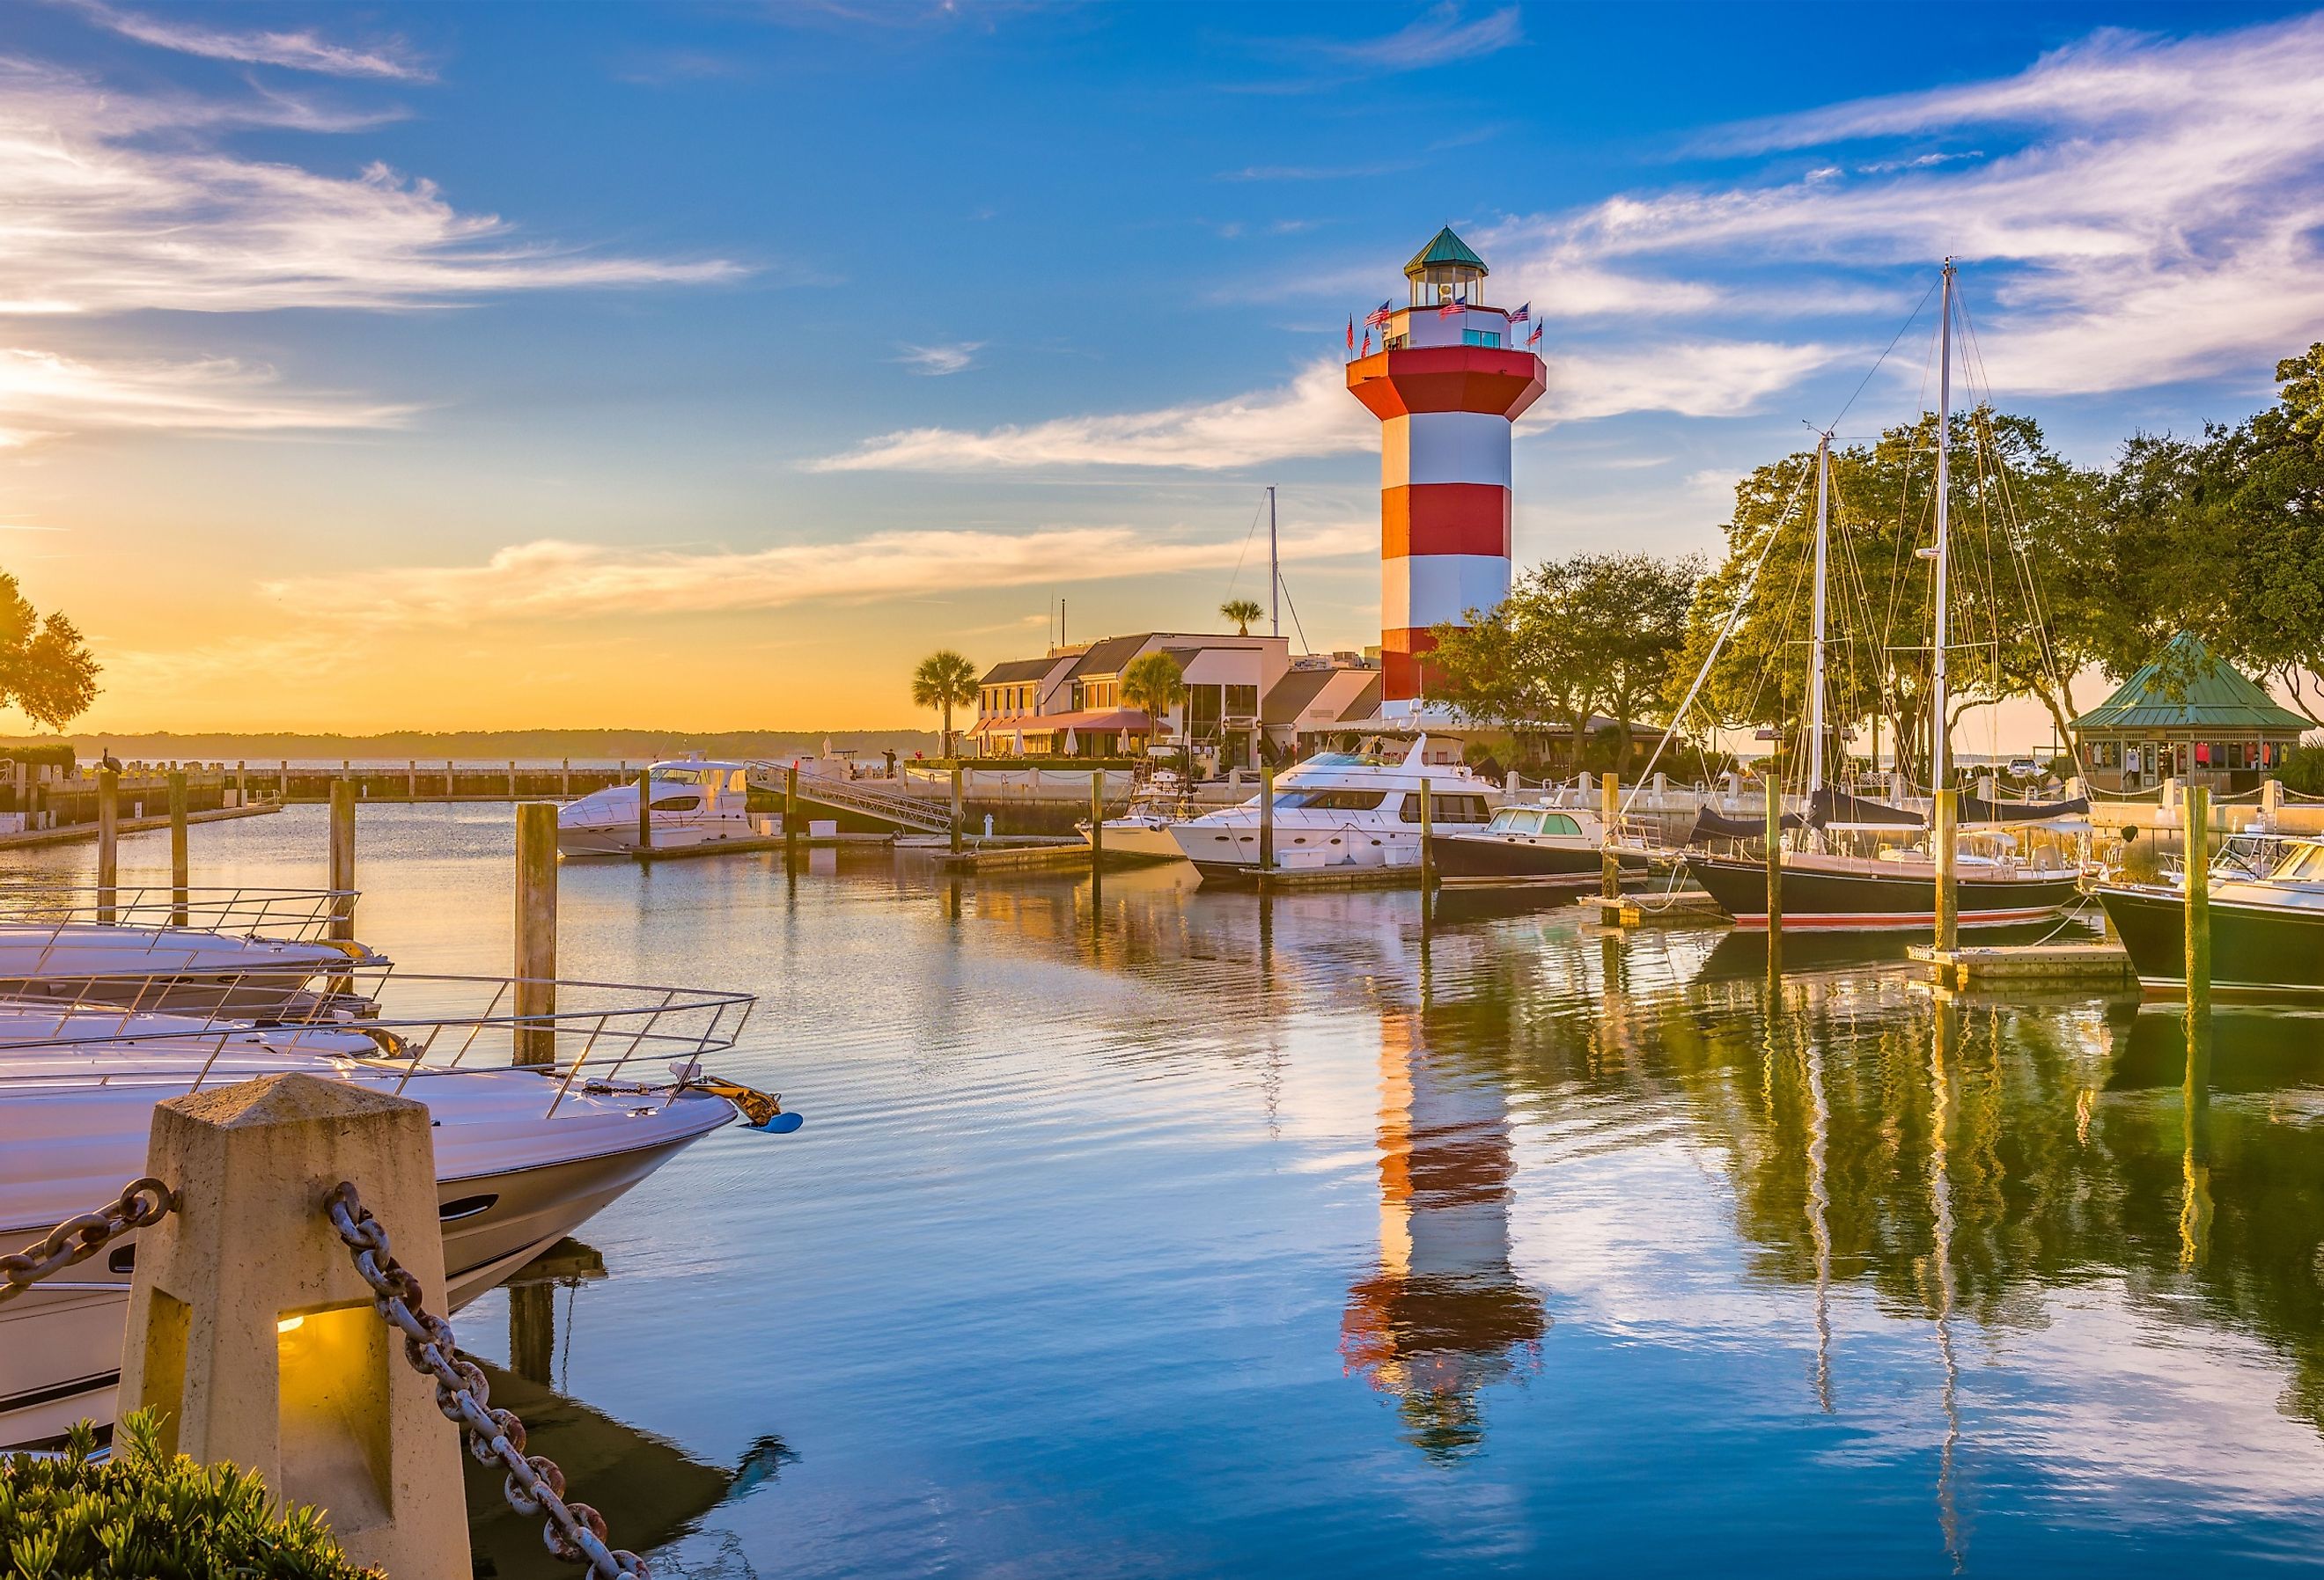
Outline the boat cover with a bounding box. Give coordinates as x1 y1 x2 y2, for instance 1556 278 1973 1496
1808 788 1925 830
1960 793 2091 825
1687 806 1806 844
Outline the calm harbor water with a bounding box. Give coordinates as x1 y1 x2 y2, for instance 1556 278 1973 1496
26 805 2324 1576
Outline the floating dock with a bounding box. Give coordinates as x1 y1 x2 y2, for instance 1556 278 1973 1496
0 799 279 850
1588 888 1728 927
1254 864 1424 892
931 840 1091 875
1908 941 2136 990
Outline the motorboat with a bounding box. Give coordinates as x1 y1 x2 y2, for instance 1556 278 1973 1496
1166 737 1491 882
0 980 771 1447
0 886 381 1019
1685 836 2085 931
558 759 764 857
1079 769 1194 863
2097 836 2324 996
1427 802 1652 886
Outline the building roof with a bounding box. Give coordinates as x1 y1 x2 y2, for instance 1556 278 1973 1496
1067 634 1151 679
1337 674 1385 722
1261 667 1339 724
980 657 1056 685
1405 226 1486 278
2070 633 2313 734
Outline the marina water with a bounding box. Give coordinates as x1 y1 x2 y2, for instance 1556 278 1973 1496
26 804 2324 1576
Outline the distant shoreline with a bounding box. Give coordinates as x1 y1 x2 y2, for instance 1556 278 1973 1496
0 728 945 761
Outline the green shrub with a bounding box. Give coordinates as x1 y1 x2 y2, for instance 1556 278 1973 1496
1 1410 380 1579
2278 746 2324 797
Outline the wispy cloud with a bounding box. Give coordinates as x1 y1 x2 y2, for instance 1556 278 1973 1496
1545 342 1839 422
0 347 409 447
0 57 744 319
259 522 1376 625
1217 161 1415 183
1326 4 1522 71
812 357 1373 472
61 0 431 80
894 342 983 376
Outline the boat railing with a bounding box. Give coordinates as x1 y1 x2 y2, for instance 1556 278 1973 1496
0 884 357 941
0 974 756 1119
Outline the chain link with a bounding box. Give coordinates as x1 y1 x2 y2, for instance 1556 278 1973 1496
324 1180 649 1579
0 1177 174 1305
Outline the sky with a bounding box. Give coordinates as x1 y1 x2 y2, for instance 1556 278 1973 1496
3 0 2320 736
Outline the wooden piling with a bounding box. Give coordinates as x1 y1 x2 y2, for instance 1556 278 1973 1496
97 767 120 923
1600 771 1620 900
1418 775 1433 887
2185 783 2211 1056
507 759 518 797
407 759 417 799
560 757 571 797
950 764 965 856
1763 780 1783 981
785 764 800 861
1089 769 1105 868
168 770 190 927
1259 764 1276 875
235 759 247 808
328 779 357 943
636 768 652 854
514 802 557 1066
1933 786 1959 950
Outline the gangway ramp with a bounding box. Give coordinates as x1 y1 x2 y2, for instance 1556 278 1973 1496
742 765 953 836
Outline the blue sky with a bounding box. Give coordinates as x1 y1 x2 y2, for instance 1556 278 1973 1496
3 0 2317 730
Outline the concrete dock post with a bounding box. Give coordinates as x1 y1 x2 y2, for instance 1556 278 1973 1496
785 765 800 862
514 802 557 1066
2185 783 2211 1055
636 768 652 854
1259 765 1276 876
328 779 357 943
1089 769 1105 869
407 760 417 800
1763 779 1783 981
951 765 965 855
168 770 190 927
97 767 120 923
507 760 518 798
236 760 247 807
279 760 289 800
118 1072 471 1580
1600 772 1620 900
1933 787 1959 950
560 757 571 798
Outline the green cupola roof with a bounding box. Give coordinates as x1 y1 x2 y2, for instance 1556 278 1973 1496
2070 633 2313 733
1404 226 1487 279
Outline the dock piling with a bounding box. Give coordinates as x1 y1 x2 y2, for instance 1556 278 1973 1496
1600 772 1619 900
513 802 556 1066
328 779 357 942
1933 786 1959 950
1763 779 1782 981
1419 775 1433 888
97 767 120 923
636 768 652 854
786 764 799 861
1259 764 1276 876
951 765 965 856
2185 783 2212 1056
168 770 189 926
1089 769 1104 869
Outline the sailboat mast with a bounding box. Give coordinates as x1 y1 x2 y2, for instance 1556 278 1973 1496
1808 431 1831 799
1267 485 1280 638
1931 259 1955 794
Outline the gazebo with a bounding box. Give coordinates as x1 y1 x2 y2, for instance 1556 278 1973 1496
2070 633 2312 792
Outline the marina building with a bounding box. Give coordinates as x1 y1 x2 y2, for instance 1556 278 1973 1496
2071 633 2312 792
972 632 1294 768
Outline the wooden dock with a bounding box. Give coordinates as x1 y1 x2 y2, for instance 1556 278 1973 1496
933 841 1091 874
0 799 279 850
1254 863 1424 892
1908 941 2137 990
1588 888 1728 927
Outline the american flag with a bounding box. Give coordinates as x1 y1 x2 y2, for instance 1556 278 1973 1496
1438 297 1464 319
1346 316 1355 353
1364 298 1394 328
1360 328 1372 356
1510 300 1531 324
1526 320 1543 348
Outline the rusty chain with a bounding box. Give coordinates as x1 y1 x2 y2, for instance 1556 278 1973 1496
0 1177 174 1305
324 1180 647 1579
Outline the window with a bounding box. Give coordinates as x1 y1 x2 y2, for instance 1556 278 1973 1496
1541 812 1583 837
1461 329 1503 348
1225 684 1258 719
1398 792 1491 824
1274 789 1387 811
1488 809 1544 834
649 794 701 812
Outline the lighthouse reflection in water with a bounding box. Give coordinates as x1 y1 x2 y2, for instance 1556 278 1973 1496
1342 1008 1545 1459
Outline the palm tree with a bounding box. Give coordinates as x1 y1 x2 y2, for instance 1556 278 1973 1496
1120 650 1186 755
911 650 980 759
1219 597 1264 636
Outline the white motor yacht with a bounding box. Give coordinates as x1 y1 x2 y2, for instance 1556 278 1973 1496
1166 737 1492 882
558 759 763 857
0 983 770 1447
1079 769 1194 863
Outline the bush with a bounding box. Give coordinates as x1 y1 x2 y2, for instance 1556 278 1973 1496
2278 746 2324 797
1 1410 380 1579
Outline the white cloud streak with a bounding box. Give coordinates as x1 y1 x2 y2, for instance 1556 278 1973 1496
1327 4 1522 70
0 348 409 447
63 0 432 80
894 342 983 376
259 522 1377 625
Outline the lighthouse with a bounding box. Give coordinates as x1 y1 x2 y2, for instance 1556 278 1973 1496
1346 228 1546 707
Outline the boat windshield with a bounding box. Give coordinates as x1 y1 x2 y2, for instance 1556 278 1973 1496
1299 751 1397 769
2269 842 2324 882
1274 789 1389 811
1488 809 1542 834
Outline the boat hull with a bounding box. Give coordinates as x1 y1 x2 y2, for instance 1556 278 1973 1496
1428 833 1652 886
2096 885 2324 997
1683 852 2081 931
1080 822 1187 864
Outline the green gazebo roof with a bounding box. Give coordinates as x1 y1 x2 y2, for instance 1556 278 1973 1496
1404 226 1487 278
2070 633 2313 734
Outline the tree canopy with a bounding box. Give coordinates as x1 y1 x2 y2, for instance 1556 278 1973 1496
0 572 98 731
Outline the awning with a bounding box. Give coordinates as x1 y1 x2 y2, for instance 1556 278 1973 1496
1017 709 1153 732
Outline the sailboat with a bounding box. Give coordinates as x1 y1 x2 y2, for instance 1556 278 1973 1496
1682 262 2084 932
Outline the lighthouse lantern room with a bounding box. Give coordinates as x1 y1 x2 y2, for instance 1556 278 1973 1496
1347 227 1546 708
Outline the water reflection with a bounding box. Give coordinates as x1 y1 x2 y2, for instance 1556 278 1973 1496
1341 1006 1545 1461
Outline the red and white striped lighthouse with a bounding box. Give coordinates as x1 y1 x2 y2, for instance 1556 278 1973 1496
1347 228 1546 706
